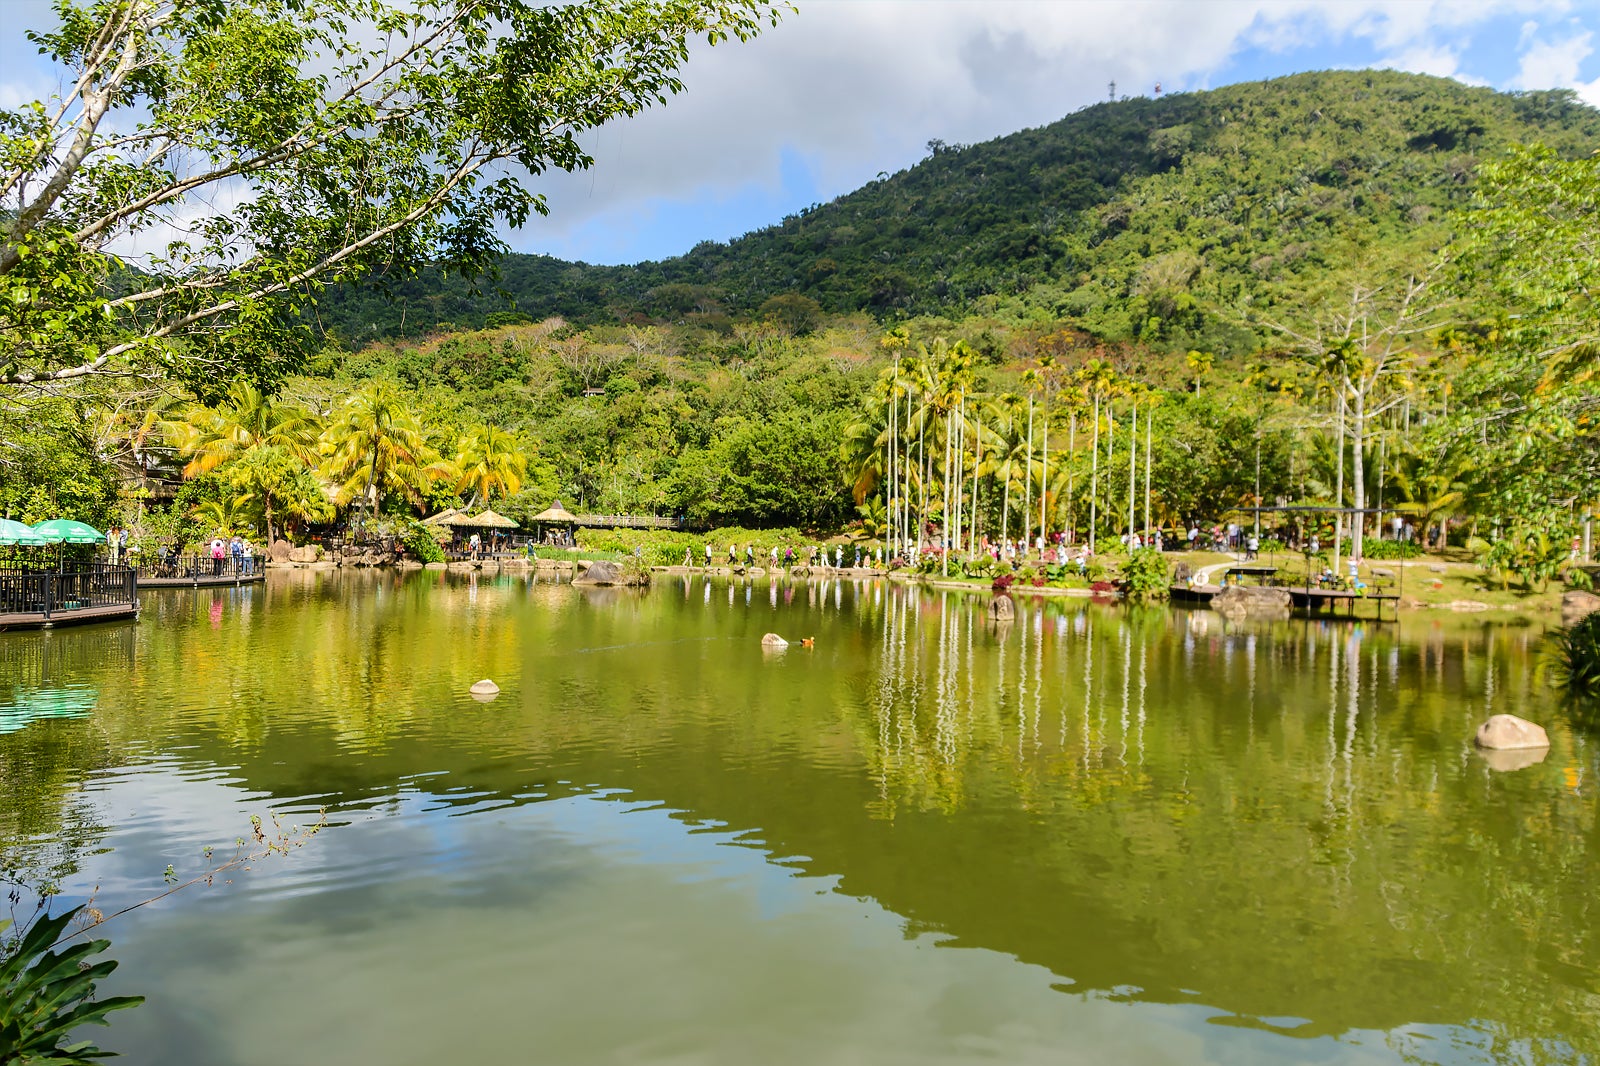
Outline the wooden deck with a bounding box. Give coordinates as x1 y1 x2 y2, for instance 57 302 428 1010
138 572 266 589
1289 588 1399 620
0 602 139 630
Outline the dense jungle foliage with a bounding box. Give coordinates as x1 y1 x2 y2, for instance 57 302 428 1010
4 70 1598 588
319 70 1600 352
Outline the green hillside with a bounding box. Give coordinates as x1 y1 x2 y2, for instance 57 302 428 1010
321 70 1600 353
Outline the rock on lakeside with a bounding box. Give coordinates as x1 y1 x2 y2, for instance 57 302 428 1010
1474 714 1550 751
571 559 648 587
1563 589 1600 626
1212 585 1291 620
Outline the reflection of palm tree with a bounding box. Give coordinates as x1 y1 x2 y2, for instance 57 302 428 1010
455 424 527 507
319 380 443 526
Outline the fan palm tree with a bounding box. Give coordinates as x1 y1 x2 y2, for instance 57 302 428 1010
455 424 528 507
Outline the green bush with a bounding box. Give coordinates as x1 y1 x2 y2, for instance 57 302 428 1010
1358 538 1422 560
1120 547 1170 603
0 905 144 1064
1549 613 1600 699
400 520 446 564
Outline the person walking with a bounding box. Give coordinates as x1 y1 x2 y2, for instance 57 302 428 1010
1246 533 1259 561
728 543 737 565
704 543 713 568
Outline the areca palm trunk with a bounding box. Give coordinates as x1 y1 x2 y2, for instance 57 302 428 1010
1332 389 1347 577
942 407 953 576
1351 385 1367 561
1089 396 1101 554
1038 389 1049 556
1023 396 1033 549
1127 403 1138 544
1144 409 1153 539
1066 411 1076 545
969 408 981 557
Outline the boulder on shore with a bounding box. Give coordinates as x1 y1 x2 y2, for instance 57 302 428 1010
572 559 648 586
270 539 293 563
573 559 623 585
1562 588 1600 627
1475 714 1550 751
1212 585 1291 619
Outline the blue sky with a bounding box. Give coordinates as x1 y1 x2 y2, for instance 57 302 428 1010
6 1 1600 265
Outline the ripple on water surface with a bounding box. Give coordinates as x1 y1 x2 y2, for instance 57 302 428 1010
0 571 1593 1065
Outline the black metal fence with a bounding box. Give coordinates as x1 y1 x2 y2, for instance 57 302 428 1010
0 563 137 619
137 552 261 580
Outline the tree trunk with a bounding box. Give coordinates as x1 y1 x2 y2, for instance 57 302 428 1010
1089 396 1100 554
1332 390 1346 578
1143 411 1152 538
1038 390 1049 555
1023 396 1033 551
1351 384 1366 562
1066 410 1076 545
1127 403 1137 544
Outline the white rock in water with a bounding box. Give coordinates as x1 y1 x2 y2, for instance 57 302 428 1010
760 633 788 648
469 679 500 696
1475 714 1549 751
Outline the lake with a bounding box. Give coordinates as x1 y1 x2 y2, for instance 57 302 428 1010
1 570 1595 1065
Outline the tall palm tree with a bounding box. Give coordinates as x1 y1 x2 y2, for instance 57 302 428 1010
163 381 319 477
455 424 528 507
1078 359 1119 552
320 379 443 526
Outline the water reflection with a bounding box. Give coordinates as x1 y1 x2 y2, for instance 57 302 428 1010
0 573 1594 1065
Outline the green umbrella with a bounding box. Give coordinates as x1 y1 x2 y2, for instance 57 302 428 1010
32 519 106 545
0 518 48 546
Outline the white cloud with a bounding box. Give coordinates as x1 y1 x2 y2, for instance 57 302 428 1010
513 0 1590 260
1513 25 1600 106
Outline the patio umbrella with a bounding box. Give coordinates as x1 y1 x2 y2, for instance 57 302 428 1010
32 519 106 545
0 518 48 546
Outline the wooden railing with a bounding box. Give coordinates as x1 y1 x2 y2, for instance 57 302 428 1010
573 514 685 530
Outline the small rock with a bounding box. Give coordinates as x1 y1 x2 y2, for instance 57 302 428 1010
574 559 623 585
1428 565 1446 574
1475 714 1549 751
987 595 1016 622
761 633 788 648
1447 599 1491 612
1562 589 1600 626
1213 585 1291 619
469 679 500 701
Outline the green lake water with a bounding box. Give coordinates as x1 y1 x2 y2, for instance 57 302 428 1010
1 570 1596 1065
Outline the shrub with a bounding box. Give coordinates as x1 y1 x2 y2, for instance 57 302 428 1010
1120 547 1170 603
0 905 144 1064
400 520 446 564
1358 538 1422 560
1549 613 1600 698
992 573 1015 594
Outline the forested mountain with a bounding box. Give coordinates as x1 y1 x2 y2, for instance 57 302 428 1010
320 70 1600 354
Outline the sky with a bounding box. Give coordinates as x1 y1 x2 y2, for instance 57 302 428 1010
5 0 1600 266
